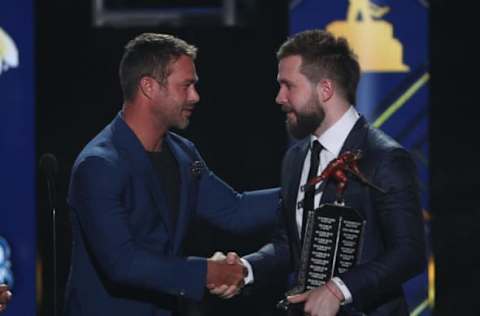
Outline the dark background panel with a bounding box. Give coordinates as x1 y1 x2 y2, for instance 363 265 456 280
430 0 480 315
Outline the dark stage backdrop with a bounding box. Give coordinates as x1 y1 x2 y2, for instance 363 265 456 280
430 0 480 315
36 1 288 316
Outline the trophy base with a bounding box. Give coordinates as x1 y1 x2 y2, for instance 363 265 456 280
277 299 304 312
276 285 306 311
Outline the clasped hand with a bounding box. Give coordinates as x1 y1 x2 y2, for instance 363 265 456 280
206 251 245 299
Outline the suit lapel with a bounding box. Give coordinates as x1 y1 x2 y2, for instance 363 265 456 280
320 116 369 205
338 116 368 155
286 139 310 250
111 113 174 240
165 134 193 254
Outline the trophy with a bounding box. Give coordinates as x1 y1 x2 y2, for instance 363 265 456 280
278 150 385 311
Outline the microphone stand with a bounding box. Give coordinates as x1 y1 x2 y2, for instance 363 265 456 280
45 174 57 316
40 153 58 316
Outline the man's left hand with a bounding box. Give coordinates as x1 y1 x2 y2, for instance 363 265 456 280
0 284 12 313
287 281 342 316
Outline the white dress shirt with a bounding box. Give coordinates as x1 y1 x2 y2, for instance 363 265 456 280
295 106 360 239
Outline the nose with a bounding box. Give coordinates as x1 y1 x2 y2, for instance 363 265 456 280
275 86 286 105
189 86 200 104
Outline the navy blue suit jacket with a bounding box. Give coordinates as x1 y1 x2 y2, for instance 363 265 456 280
64 113 280 316
245 117 426 315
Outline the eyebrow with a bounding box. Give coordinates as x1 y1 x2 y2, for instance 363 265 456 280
184 77 198 84
278 78 292 85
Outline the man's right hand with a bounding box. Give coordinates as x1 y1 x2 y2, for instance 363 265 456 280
206 253 245 287
0 284 12 313
206 252 245 299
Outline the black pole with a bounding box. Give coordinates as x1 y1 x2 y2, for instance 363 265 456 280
40 153 58 316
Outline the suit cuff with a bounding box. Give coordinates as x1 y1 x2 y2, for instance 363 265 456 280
331 277 352 304
241 258 254 285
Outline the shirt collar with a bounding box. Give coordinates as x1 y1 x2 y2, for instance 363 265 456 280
310 106 360 156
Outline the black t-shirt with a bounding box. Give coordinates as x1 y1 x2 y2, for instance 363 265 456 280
146 142 180 230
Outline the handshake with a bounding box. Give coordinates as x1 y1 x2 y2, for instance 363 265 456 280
206 251 246 299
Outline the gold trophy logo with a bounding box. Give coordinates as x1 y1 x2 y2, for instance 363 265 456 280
0 27 19 76
327 0 409 72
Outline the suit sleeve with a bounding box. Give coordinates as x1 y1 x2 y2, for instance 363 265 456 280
69 156 207 301
242 198 292 288
340 148 426 310
191 145 281 234
241 149 297 288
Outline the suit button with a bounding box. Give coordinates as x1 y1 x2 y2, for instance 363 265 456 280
179 290 185 296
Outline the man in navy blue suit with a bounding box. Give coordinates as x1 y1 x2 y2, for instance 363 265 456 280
212 30 426 316
64 33 280 316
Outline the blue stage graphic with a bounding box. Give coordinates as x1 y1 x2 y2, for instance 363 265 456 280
290 1 431 315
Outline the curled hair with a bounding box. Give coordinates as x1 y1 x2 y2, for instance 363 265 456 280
277 30 360 105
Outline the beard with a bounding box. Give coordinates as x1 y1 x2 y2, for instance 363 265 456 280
174 108 191 130
154 98 193 131
285 93 325 140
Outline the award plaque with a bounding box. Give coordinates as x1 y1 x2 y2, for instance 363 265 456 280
295 203 365 292
278 150 384 311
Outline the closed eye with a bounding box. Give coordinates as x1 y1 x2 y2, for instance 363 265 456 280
278 79 293 90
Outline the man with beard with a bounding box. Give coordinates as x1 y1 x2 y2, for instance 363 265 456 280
210 30 426 316
65 33 280 316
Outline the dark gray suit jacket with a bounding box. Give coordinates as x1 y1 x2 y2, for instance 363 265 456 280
245 116 426 315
